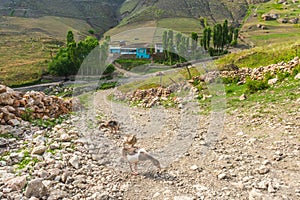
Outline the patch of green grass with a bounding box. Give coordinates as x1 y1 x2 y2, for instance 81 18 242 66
32 115 69 129
0 16 93 87
15 150 40 170
157 18 202 34
115 59 151 71
0 133 16 139
245 78 269 94
138 83 161 90
216 43 300 69
120 0 140 15
224 76 300 111
77 92 93 108
250 32 300 41
97 82 117 90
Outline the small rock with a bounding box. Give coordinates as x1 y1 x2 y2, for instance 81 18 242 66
268 78 278 85
178 103 183 109
153 192 160 198
60 134 72 142
5 175 27 192
236 131 245 136
48 190 68 200
69 155 80 169
190 165 199 171
268 183 276 193
174 196 193 200
257 165 270 175
0 85 7 93
262 160 271 165
257 180 268 190
32 145 47 155
33 135 46 145
249 189 263 200
8 119 20 126
49 142 60 150
294 73 300 80
25 178 48 198
29 197 39 200
239 94 247 101
218 173 227 180
98 191 109 200
61 170 72 183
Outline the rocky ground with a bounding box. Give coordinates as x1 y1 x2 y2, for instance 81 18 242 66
0 57 300 199
0 82 299 199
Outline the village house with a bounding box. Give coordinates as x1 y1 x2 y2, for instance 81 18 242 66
109 42 164 59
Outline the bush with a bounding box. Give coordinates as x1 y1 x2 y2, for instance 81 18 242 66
115 59 151 71
222 76 240 84
103 64 115 75
292 64 300 76
98 82 117 90
245 78 269 93
277 71 290 82
264 72 275 81
88 29 95 34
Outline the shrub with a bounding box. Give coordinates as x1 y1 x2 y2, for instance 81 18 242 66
277 71 290 82
292 64 300 76
222 76 240 84
98 82 117 90
88 29 95 34
245 78 269 93
264 72 275 81
103 64 115 75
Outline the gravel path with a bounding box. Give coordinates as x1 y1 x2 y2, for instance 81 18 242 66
74 86 300 199
0 83 299 199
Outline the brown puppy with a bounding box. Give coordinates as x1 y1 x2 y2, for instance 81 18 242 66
99 120 120 134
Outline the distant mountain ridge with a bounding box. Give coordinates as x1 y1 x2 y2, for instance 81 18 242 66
0 0 125 36
119 0 270 26
0 0 271 37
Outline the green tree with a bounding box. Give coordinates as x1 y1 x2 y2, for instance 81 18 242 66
167 30 174 45
162 31 168 59
191 32 198 52
186 37 190 50
201 28 208 50
206 27 212 49
175 32 182 49
48 49 75 79
199 17 207 28
167 38 174 64
67 30 75 46
222 20 229 49
49 32 99 77
231 28 239 46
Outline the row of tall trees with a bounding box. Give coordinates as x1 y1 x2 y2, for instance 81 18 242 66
162 30 190 64
48 31 109 77
161 19 239 63
200 19 239 56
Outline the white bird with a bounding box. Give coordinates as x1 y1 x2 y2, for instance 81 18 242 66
122 147 161 175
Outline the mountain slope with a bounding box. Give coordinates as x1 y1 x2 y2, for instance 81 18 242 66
0 0 125 36
119 0 250 26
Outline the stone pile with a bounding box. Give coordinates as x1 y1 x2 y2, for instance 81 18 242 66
130 87 172 108
0 85 79 126
194 57 300 84
220 56 299 83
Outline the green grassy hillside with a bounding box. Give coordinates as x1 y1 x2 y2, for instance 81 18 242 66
0 16 93 87
0 0 125 36
218 0 300 69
